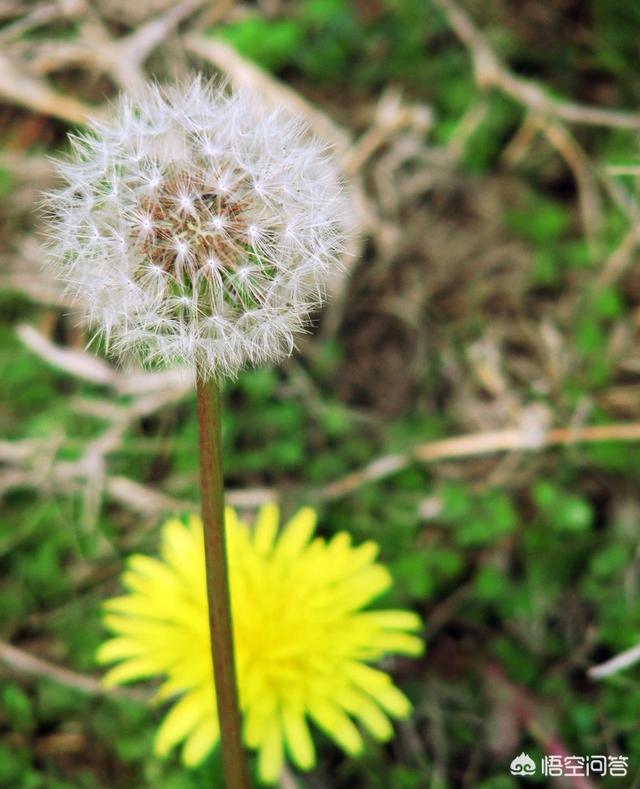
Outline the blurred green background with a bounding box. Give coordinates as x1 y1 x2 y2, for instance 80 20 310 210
2 0 640 786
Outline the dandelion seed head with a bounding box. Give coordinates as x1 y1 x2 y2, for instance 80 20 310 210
44 77 350 377
97 506 424 783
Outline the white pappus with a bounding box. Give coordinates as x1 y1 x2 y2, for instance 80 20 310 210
43 77 350 378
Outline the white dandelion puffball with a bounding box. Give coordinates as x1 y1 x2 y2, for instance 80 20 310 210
45 78 350 378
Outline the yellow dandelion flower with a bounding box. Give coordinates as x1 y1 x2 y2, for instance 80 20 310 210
97 505 424 784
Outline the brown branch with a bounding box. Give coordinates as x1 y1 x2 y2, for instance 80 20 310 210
0 437 52 463
5 0 204 113
16 323 116 387
0 51 94 124
107 475 275 515
588 642 640 680
432 0 640 130
319 423 640 500
16 323 194 396
110 0 206 93
1 240 68 308
596 220 640 287
0 640 143 700
532 116 603 256
342 88 433 176
192 0 237 32
0 0 81 45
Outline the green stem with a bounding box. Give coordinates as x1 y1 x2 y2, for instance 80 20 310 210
196 369 249 789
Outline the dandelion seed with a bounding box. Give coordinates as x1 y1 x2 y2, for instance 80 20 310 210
97 506 424 784
43 77 350 378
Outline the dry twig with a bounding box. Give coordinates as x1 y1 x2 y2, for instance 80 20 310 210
0 51 93 124
588 642 640 680
0 640 143 700
432 0 640 130
319 423 640 500
532 116 603 257
16 324 194 395
432 0 640 268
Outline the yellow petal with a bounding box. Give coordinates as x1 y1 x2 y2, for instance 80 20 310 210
341 691 393 741
282 708 315 770
96 637 147 664
276 507 316 560
155 691 211 756
162 518 190 547
244 689 278 746
376 683 412 718
347 672 412 719
101 612 180 638
103 595 176 621
182 718 219 767
372 632 425 656
162 518 204 579
308 700 363 756
126 555 179 588
363 610 423 631
101 657 159 687
338 566 392 611
257 719 284 785
254 503 279 554
224 506 239 533
348 540 380 569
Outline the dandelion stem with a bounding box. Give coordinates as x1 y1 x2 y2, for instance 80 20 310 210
196 369 249 789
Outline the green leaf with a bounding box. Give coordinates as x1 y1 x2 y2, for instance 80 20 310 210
533 481 593 532
555 495 593 532
392 552 433 598
506 199 570 243
532 480 557 512
593 286 624 319
449 491 517 546
589 544 629 577
473 566 509 602
1 683 35 732
0 167 12 198
217 18 303 71
440 481 471 521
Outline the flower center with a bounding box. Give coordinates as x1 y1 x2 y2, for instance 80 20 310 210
127 168 280 324
133 174 249 280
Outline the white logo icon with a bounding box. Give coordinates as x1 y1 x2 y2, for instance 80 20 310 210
510 752 536 776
